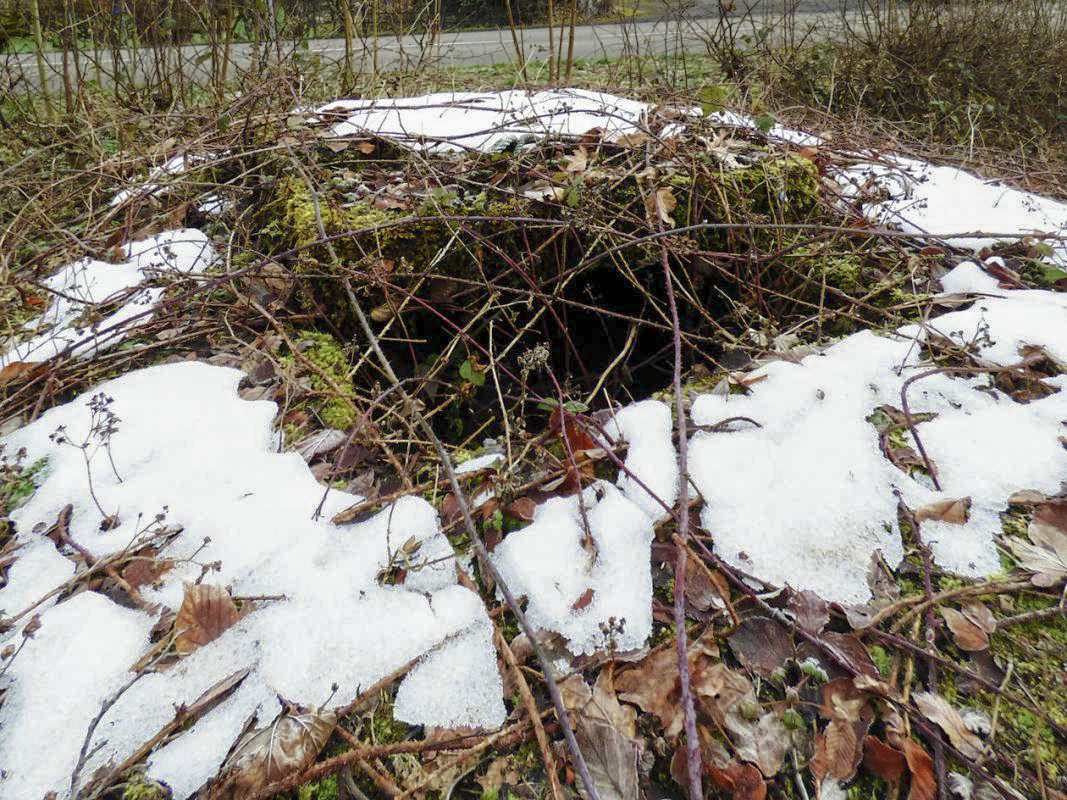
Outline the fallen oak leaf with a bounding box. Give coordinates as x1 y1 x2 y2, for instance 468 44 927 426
174 583 239 654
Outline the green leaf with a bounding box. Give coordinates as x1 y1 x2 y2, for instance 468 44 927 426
459 360 473 381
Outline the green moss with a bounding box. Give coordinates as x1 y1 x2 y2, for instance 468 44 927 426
285 330 357 430
121 775 168 800
868 644 893 678
296 773 340 800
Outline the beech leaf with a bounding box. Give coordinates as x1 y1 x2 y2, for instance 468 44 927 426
903 740 936 800
574 716 640 800
173 583 239 654
912 692 988 761
940 607 989 652
863 736 907 783
914 497 971 525
209 708 338 799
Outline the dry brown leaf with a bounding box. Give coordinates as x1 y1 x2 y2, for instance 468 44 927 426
940 607 989 652
647 187 677 227
208 709 338 799
706 760 767 800
819 632 881 679
122 556 173 590
474 757 522 796
574 716 640 800
694 663 790 777
564 146 589 174
862 736 907 783
914 497 971 525
912 692 987 761
616 647 682 737
727 616 794 677
823 719 859 781
959 600 997 634
572 588 596 611
788 590 829 634
1010 513 1067 586
903 740 936 800
586 667 638 739
0 361 44 387
173 583 238 654
815 678 873 782
684 557 725 612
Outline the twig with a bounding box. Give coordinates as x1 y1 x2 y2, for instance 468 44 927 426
496 627 564 800
644 158 703 800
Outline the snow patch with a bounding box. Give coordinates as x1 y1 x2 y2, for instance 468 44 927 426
492 484 654 655
842 158 1067 264
0 230 214 367
690 265 1067 604
602 399 679 520
0 361 504 800
316 89 682 153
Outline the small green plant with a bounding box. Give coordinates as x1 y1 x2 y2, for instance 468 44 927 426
459 358 486 387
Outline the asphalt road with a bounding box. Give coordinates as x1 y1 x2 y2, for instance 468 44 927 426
6 0 856 90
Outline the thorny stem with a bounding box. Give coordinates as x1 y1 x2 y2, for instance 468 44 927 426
646 156 703 800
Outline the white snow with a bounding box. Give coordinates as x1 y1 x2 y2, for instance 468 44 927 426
689 264 1067 604
938 260 1005 295
0 361 504 800
0 592 153 800
456 451 504 474
602 400 679 520
0 230 215 367
842 158 1067 264
316 89 676 153
492 483 654 655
